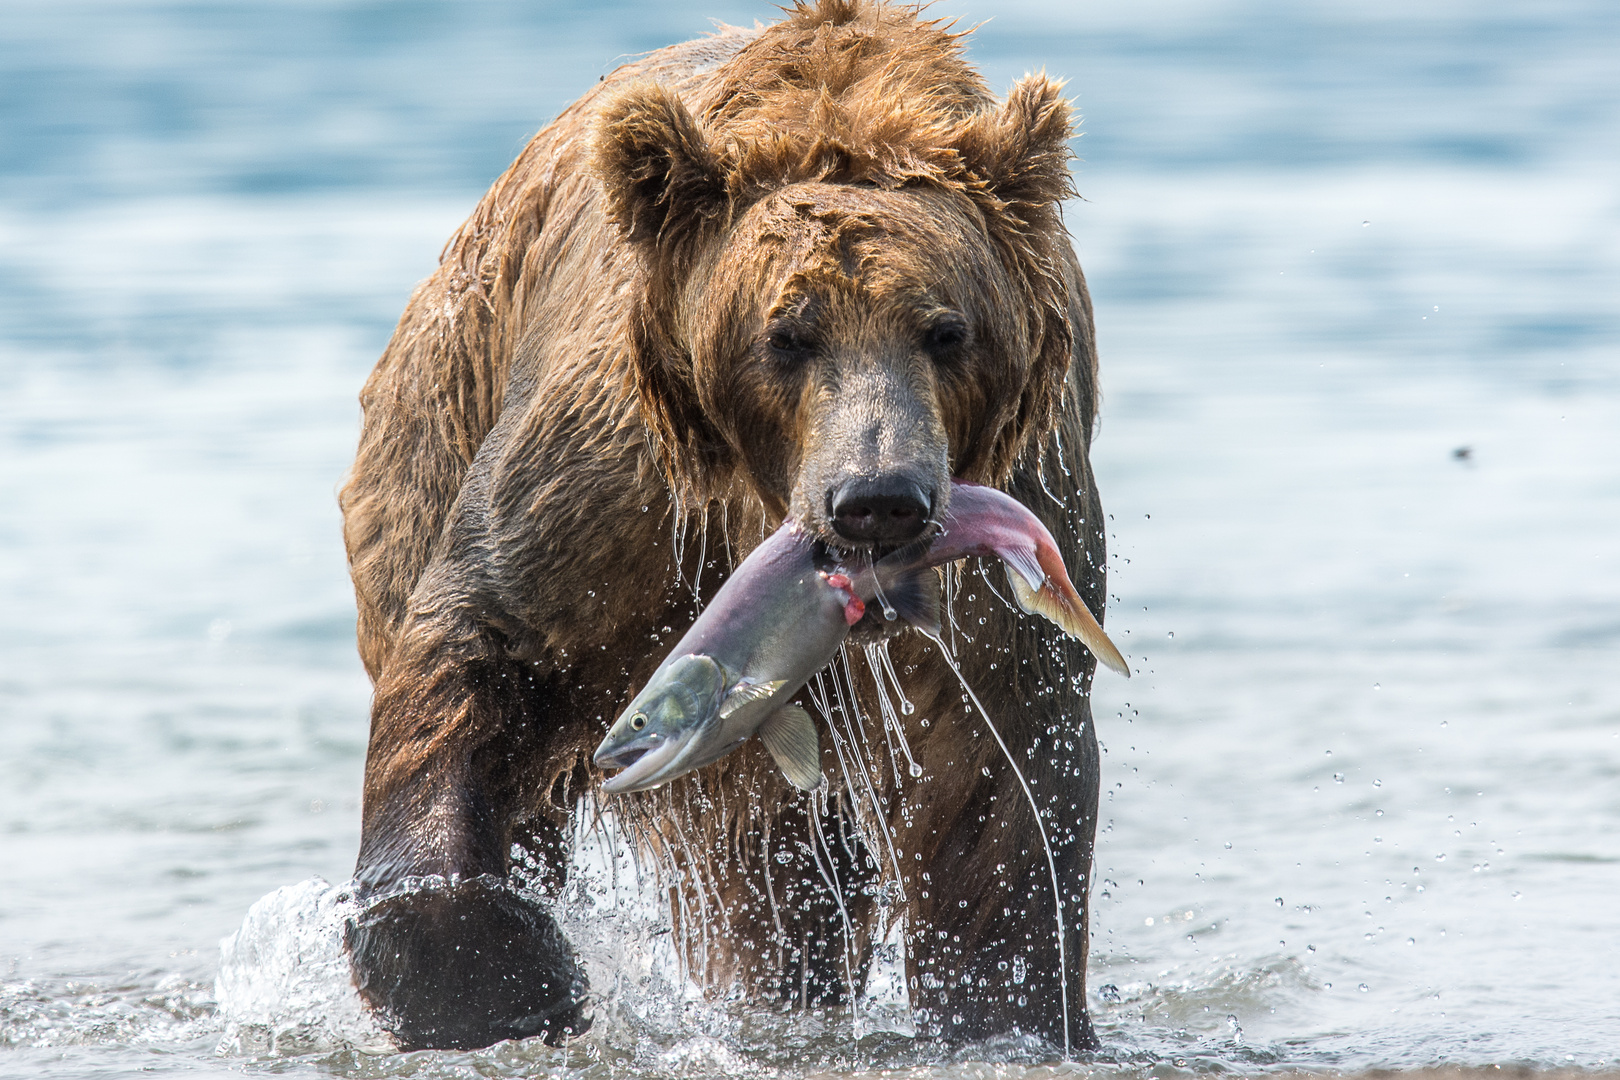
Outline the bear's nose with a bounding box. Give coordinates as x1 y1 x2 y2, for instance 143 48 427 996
828 477 932 545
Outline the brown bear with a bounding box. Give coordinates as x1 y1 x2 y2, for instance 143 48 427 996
338 0 1113 1055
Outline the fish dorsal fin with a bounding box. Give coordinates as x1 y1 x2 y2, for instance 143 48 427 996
881 566 941 635
759 705 824 791
718 679 787 719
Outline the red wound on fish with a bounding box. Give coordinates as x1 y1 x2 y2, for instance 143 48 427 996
844 597 866 625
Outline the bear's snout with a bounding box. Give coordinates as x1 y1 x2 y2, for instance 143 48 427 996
827 476 933 545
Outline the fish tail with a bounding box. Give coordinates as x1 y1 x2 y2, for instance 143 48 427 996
948 482 1130 677
1007 537 1131 677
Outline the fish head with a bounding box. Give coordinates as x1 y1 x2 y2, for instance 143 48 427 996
593 653 729 793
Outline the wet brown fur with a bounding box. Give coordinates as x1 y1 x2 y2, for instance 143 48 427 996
340 0 1109 1051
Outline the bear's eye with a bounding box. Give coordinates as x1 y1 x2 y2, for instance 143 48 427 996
764 324 813 359
629 712 648 731
924 313 969 353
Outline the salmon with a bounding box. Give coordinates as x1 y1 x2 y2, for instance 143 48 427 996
592 482 1127 793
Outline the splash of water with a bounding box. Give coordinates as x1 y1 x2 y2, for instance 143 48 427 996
1037 447 1069 508
807 784 859 1002
555 795 695 1029
719 499 734 573
835 647 908 888
923 633 1073 1060
858 906 915 1038
1051 426 1073 478
691 503 710 603
872 639 915 716
862 641 922 783
807 658 906 895
866 551 899 621
669 488 688 593
215 877 390 1056
943 563 961 655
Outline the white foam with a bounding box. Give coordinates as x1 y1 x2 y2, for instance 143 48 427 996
215 876 390 1056
554 801 697 1033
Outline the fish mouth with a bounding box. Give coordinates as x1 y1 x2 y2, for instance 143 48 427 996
597 731 693 795
594 742 650 772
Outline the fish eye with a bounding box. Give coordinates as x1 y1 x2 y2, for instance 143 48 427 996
629 712 648 731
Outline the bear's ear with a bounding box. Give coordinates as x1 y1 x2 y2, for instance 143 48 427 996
593 82 730 250
950 74 1076 227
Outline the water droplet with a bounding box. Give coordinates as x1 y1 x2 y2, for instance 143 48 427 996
1274 896 1284 907
1358 983 1370 993
909 762 924 777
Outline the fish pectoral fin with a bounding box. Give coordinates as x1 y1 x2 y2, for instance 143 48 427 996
759 705 824 792
718 679 787 719
881 567 941 635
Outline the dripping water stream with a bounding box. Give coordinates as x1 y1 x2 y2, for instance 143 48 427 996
923 632 1073 1060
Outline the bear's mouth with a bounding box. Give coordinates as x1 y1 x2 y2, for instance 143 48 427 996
809 523 943 566
807 527 945 644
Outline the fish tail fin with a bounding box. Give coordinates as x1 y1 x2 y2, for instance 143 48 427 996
759 705 824 791
1005 544 1131 677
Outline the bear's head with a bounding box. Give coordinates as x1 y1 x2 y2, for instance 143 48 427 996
594 0 1079 552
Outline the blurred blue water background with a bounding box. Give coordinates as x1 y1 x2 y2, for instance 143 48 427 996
1 1 1616 1076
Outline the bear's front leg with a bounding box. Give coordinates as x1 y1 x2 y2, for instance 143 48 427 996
345 617 593 1051
882 567 1105 1057
901 692 1102 1053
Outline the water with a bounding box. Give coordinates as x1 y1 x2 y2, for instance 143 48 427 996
2 0 1616 1075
